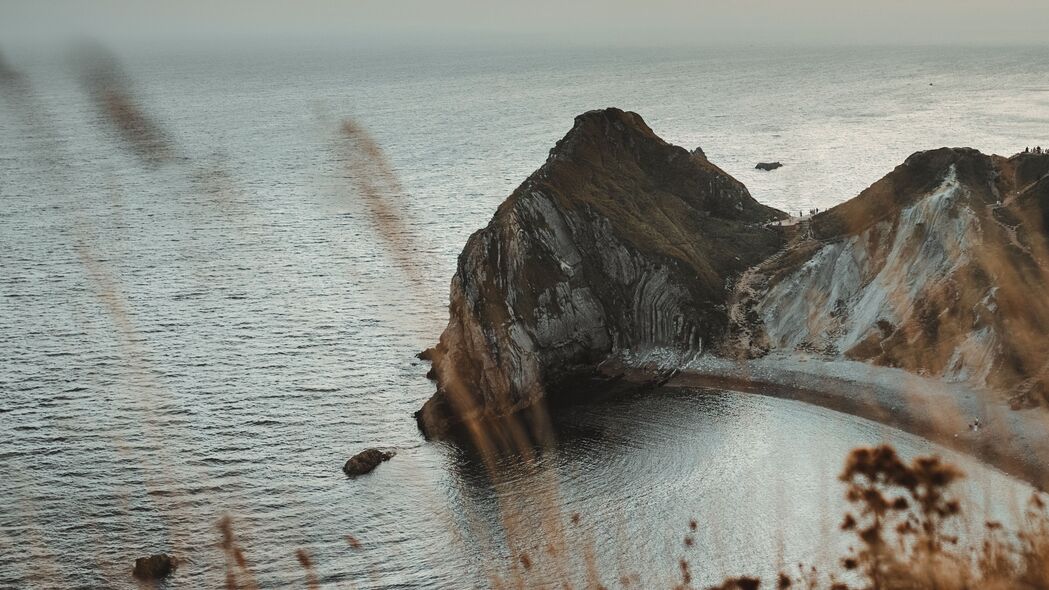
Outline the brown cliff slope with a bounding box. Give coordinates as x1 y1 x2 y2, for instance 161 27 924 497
741 148 1049 407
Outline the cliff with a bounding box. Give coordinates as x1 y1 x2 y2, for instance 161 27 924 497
416 108 785 437
418 109 1049 438
730 148 1049 407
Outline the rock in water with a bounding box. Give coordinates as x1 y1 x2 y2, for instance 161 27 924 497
343 448 394 476
755 162 782 171
416 108 786 437
132 554 176 580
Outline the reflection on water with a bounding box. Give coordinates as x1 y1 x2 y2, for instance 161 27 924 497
438 388 1029 589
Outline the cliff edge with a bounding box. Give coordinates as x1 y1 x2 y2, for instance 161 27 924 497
416 108 785 437
728 148 1049 408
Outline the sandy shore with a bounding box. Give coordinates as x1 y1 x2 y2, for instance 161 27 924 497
614 350 1049 490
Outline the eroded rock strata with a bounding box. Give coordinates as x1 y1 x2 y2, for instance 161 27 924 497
729 148 1049 407
416 108 786 436
418 108 1049 437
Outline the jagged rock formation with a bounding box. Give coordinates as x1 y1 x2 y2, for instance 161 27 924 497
418 108 1049 437
727 148 1049 407
416 108 786 436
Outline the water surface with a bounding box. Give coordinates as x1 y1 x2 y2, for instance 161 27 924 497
2 44 1046 588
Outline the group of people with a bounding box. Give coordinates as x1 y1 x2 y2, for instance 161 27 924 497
1025 146 1044 154
800 207 819 217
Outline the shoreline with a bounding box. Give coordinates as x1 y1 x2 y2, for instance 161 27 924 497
614 351 1049 491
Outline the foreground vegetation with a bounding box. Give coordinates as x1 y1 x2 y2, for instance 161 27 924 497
210 444 1049 589
708 445 1049 590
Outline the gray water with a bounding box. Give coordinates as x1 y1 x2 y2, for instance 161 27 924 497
2 44 1047 588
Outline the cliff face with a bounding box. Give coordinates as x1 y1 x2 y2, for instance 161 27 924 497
729 148 1049 407
418 108 1049 438
417 108 785 436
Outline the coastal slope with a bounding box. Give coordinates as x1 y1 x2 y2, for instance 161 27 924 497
416 108 785 436
418 107 1049 439
728 148 1049 408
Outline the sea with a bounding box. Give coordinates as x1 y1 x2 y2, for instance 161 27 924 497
2 43 1048 588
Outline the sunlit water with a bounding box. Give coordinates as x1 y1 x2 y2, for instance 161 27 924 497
2 44 1048 588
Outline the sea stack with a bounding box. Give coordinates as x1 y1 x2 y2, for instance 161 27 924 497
416 108 786 437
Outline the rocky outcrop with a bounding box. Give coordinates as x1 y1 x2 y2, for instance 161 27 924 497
416 108 785 437
418 107 1049 438
343 449 394 476
755 162 783 171
727 148 1049 407
132 554 177 580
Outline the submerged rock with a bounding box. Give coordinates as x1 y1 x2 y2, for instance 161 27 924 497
416 108 786 437
343 448 394 476
755 162 782 171
132 554 176 580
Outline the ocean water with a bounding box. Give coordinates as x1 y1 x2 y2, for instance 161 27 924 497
2 44 1047 588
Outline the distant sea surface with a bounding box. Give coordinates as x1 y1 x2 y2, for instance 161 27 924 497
2 45 1047 588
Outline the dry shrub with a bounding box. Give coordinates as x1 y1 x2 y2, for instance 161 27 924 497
746 445 1049 590
76 43 176 163
217 515 258 590
295 548 320 590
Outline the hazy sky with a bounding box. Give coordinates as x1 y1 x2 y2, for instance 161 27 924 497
4 0 1049 46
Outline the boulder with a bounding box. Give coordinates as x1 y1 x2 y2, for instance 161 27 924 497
132 553 176 580
343 448 394 476
755 162 783 171
416 108 786 437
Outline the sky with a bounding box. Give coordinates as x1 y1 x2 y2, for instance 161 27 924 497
3 0 1049 47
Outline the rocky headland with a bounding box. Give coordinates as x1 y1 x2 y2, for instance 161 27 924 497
416 107 785 437
416 107 1049 482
